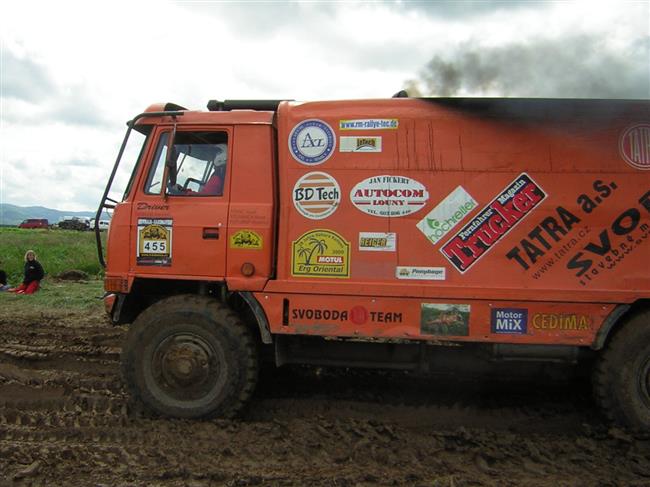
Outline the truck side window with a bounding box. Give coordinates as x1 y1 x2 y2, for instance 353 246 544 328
144 132 228 196
144 133 169 194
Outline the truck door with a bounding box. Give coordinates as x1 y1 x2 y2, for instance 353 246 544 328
133 128 231 278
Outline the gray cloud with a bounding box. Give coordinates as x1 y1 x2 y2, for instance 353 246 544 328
393 0 536 19
408 35 650 98
1 49 55 102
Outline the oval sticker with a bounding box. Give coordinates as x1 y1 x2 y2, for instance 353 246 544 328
289 119 335 165
350 175 429 217
619 123 650 170
293 172 340 220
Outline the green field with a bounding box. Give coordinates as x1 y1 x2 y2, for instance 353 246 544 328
0 227 106 283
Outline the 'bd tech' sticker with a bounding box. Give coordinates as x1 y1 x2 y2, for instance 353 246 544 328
137 218 172 266
293 172 341 220
289 119 335 165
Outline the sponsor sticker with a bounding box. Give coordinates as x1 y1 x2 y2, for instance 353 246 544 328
289 119 335 165
417 186 477 246
359 232 396 252
339 119 398 130
339 136 382 152
292 229 350 278
291 306 403 325
441 173 547 273
350 175 429 217
619 123 650 170
491 308 528 334
532 313 592 331
137 218 172 266
396 266 446 280
293 172 340 220
421 303 470 336
230 230 263 249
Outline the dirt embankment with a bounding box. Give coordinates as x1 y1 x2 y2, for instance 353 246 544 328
1 309 649 486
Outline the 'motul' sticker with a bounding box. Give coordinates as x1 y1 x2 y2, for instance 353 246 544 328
293 172 341 220
289 119 335 165
619 123 650 170
292 229 350 278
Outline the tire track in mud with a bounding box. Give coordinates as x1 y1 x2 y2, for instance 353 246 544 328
1 312 650 485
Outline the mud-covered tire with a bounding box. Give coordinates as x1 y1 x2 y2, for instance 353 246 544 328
122 295 258 419
594 310 650 431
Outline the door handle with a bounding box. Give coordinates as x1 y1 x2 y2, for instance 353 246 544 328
203 227 220 239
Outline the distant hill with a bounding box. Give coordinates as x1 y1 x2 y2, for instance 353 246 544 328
0 203 111 226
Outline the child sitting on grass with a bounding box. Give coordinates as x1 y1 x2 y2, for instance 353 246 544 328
0 269 9 291
8 250 44 295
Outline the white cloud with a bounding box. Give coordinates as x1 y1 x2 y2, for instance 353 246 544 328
0 0 647 211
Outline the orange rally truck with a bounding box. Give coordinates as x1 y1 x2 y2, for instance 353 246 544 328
96 95 650 429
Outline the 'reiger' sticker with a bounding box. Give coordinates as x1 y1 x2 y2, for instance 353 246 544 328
230 230 263 249
137 218 172 266
292 229 350 278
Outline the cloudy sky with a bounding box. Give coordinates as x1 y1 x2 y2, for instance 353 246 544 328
1 0 648 212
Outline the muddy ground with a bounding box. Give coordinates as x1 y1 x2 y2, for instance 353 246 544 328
1 306 649 486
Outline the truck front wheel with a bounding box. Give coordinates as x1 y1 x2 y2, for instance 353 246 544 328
122 295 258 419
594 310 650 431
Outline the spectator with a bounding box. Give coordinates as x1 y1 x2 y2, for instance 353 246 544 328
8 250 44 295
0 269 9 291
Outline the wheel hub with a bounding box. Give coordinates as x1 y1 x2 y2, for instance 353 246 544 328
152 333 220 401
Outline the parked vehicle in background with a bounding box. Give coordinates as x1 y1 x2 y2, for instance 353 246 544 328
90 219 111 231
58 217 90 231
18 219 49 229
97 95 650 430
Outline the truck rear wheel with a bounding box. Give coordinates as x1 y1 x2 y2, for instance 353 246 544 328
122 295 258 419
594 310 650 431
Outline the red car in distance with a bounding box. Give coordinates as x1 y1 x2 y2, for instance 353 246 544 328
18 219 49 229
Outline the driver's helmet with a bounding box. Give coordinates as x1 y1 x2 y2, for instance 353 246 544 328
214 143 227 167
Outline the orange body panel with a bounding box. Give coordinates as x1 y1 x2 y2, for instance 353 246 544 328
105 98 650 347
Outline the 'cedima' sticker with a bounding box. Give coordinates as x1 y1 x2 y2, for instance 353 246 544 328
417 186 477 246
619 123 650 170
339 119 398 130
137 218 172 266
350 175 429 217
359 232 396 251
339 136 382 152
230 230 263 249
441 173 546 274
289 119 335 165
293 172 340 220
292 229 350 278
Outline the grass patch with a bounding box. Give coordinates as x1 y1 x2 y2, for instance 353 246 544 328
0 228 105 283
0 279 105 313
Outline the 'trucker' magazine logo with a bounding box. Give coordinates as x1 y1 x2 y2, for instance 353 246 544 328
441 173 547 273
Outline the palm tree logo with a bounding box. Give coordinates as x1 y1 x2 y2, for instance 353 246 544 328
297 237 328 265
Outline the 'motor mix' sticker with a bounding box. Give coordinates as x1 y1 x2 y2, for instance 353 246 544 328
292 229 350 278
619 123 650 170
350 175 429 217
230 230 263 249
289 119 335 165
293 172 340 220
441 173 546 273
